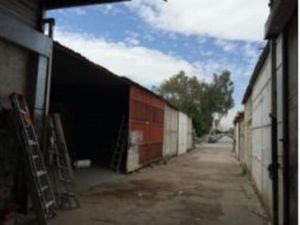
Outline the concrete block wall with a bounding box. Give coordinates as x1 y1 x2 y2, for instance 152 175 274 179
285 13 298 225
244 99 252 171
275 33 285 225
0 0 41 28
0 0 41 97
251 52 273 216
0 40 29 98
0 0 42 216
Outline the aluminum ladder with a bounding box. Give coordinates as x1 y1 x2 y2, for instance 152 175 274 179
110 116 127 172
10 93 56 225
48 114 79 209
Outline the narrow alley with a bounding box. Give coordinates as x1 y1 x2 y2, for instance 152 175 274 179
50 137 270 225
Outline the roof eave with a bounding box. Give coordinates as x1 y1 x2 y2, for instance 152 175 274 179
44 0 130 10
241 43 270 104
264 0 297 39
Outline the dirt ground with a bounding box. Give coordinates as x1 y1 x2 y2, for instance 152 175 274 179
50 137 270 225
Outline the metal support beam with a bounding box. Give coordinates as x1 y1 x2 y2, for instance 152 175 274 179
33 56 49 137
270 40 279 225
0 10 52 57
0 10 53 139
33 18 55 141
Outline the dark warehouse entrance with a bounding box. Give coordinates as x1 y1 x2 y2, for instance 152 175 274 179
50 42 129 172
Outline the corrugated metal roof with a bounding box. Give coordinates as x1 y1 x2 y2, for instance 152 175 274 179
53 41 127 86
44 0 130 10
53 42 179 109
241 43 270 104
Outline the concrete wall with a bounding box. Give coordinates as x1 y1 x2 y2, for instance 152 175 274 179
0 0 41 28
0 40 30 98
178 112 188 155
163 105 178 158
271 11 298 225
128 108 194 171
126 130 142 172
234 117 244 161
0 0 41 100
251 52 273 216
238 119 245 162
286 12 298 225
275 33 285 225
240 5 298 224
234 122 239 158
0 0 42 216
243 99 252 171
186 117 193 150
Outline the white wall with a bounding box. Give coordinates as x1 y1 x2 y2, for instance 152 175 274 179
163 105 179 158
126 130 142 172
251 52 273 214
243 99 252 171
178 112 188 155
234 123 240 159
275 34 284 224
186 117 193 150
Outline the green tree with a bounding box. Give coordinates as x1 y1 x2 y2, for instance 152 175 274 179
154 70 234 136
210 70 234 129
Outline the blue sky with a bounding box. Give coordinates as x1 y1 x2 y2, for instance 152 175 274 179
47 0 269 128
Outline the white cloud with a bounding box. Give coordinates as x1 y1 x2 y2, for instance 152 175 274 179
95 4 122 15
56 8 86 15
54 29 202 85
124 36 140 46
125 0 269 41
124 31 141 45
215 39 238 53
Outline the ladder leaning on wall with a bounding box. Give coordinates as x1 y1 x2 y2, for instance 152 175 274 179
110 116 128 172
10 93 57 225
48 113 79 209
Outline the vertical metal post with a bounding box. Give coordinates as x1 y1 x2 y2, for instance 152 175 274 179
282 27 289 225
33 18 55 147
42 18 55 117
270 40 279 225
33 56 50 137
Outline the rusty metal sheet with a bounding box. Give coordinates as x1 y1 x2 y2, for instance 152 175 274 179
129 86 165 166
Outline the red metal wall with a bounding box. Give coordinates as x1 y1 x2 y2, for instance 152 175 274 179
129 86 165 166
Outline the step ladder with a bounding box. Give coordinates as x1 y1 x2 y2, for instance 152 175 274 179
110 116 128 172
10 93 56 225
48 114 80 209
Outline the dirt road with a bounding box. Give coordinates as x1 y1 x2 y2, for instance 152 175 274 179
50 137 270 225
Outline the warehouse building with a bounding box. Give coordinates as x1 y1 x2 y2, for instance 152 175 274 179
237 44 273 217
0 0 131 223
234 1 298 224
51 42 194 173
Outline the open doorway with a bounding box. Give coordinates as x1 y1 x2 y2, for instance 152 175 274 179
50 43 129 183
